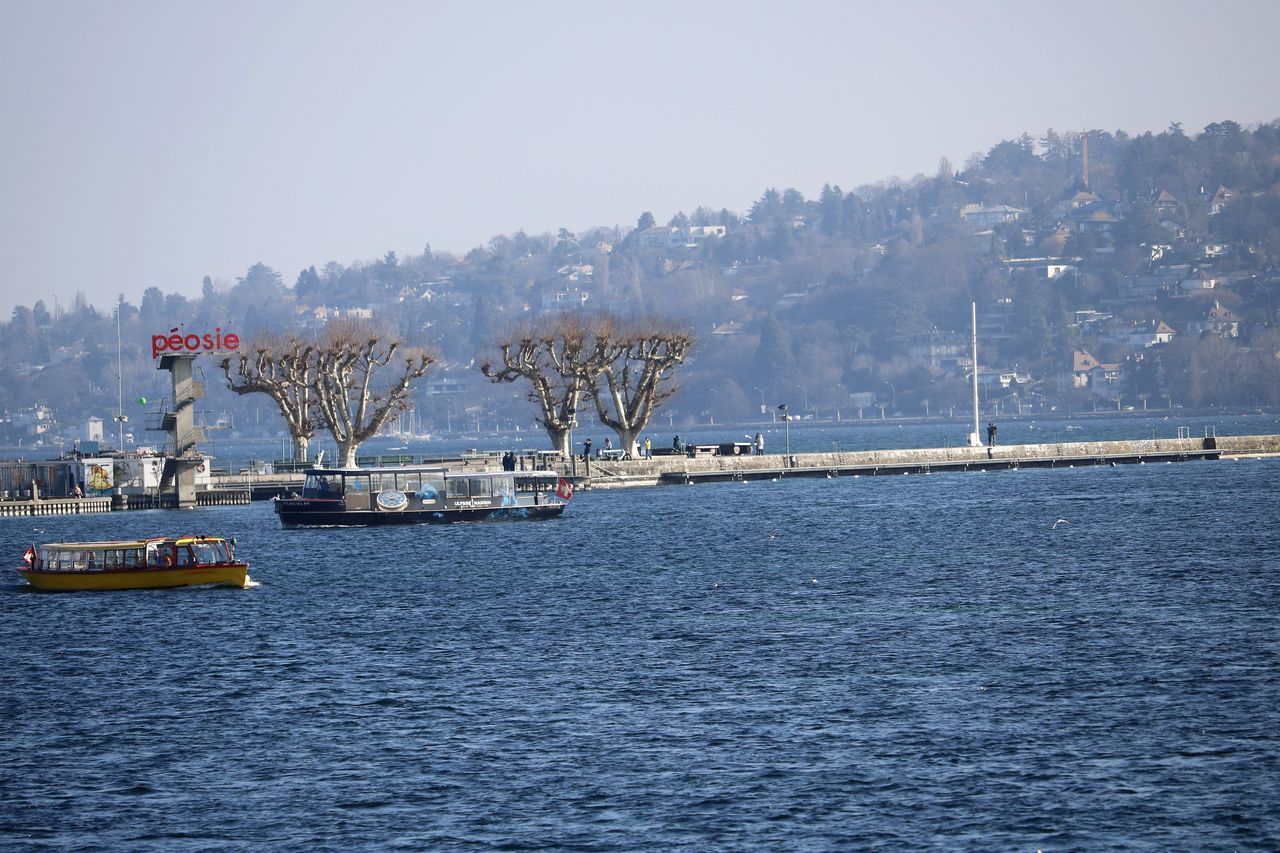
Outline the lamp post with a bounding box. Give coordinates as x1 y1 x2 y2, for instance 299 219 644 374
752 386 766 416
777 403 790 463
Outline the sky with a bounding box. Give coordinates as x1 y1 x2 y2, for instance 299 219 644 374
2 0 1279 318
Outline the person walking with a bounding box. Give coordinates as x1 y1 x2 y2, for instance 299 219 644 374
643 436 651 459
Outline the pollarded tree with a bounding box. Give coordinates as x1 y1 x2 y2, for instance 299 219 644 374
311 320 433 468
588 315 694 458
480 313 596 455
221 333 318 462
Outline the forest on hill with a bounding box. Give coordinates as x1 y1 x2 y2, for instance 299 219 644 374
4 118 1280 445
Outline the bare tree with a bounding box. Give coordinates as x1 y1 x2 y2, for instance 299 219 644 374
312 321 433 468
588 316 694 457
481 314 595 455
481 313 693 458
221 333 318 462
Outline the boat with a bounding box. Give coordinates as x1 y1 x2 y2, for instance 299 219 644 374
17 536 248 592
273 465 571 526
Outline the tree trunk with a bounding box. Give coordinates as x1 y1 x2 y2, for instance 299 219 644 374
336 439 359 469
547 425 571 456
294 434 310 463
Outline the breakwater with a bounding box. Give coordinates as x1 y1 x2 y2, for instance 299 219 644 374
571 433 1280 488
5 435 1277 517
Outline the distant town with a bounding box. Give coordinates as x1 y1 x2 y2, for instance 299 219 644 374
4 119 1279 452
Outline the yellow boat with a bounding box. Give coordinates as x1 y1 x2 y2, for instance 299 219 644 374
16 536 249 592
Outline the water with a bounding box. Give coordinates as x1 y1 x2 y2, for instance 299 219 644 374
2 458 1279 848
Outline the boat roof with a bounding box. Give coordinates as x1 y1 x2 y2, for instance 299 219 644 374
39 536 231 550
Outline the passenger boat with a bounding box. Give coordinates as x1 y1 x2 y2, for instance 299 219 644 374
273 465 572 527
17 536 248 592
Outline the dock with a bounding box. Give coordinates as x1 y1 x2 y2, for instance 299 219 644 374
2 434 1277 517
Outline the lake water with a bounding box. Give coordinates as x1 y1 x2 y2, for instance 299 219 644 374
2 452 1278 848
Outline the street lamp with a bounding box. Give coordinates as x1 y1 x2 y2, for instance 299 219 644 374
752 386 766 416
777 403 790 462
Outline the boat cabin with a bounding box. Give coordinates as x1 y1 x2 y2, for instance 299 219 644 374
299 466 535 513
34 537 237 572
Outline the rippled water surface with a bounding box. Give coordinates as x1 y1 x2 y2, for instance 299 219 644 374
3 458 1279 849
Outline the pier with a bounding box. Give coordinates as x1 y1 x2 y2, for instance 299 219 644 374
571 433 1280 489
2 434 1277 517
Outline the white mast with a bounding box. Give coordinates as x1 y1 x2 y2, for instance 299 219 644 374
968 301 982 447
114 297 128 450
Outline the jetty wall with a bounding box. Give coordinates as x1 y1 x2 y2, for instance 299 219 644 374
570 434 1280 487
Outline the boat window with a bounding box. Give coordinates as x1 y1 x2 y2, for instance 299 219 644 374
123 548 141 567
175 547 194 567
495 476 515 500
191 542 220 564
471 477 493 498
303 475 341 499
345 475 368 494
446 478 469 498
396 472 421 492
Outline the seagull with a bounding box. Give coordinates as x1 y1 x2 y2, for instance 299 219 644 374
1052 519 1070 529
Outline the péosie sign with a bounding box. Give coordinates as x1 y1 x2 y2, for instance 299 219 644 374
151 326 240 359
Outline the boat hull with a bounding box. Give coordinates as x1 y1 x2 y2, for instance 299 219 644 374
17 564 249 592
274 502 565 527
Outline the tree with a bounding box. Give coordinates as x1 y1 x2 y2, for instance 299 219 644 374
221 334 319 462
481 314 597 455
311 321 434 467
588 315 694 457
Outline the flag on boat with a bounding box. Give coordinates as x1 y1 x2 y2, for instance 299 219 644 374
555 478 574 501
23 545 35 565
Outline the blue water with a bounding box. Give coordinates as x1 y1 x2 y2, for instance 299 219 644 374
2 457 1279 848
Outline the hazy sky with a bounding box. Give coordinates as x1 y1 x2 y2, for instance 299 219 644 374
2 0 1278 318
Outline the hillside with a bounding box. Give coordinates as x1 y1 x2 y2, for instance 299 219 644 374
4 119 1280 444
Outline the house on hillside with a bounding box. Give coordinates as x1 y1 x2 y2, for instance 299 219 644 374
908 330 967 370
1070 350 1122 394
1207 186 1237 216
1186 300 1240 338
1067 200 1126 235
959 203 1026 227
1179 270 1221 294
1125 319 1177 348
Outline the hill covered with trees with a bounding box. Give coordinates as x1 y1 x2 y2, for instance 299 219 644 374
4 119 1280 446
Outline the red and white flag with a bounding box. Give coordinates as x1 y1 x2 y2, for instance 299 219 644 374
22 545 35 566
555 478 574 501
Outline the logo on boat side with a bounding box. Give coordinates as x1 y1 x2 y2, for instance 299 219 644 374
376 489 408 511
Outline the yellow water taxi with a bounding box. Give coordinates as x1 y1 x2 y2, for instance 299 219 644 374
16 536 248 591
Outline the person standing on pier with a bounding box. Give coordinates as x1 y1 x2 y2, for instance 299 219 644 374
582 438 593 461
644 436 651 459
755 432 764 455
987 422 998 447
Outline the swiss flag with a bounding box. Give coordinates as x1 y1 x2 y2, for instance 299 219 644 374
23 545 35 565
555 478 574 501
